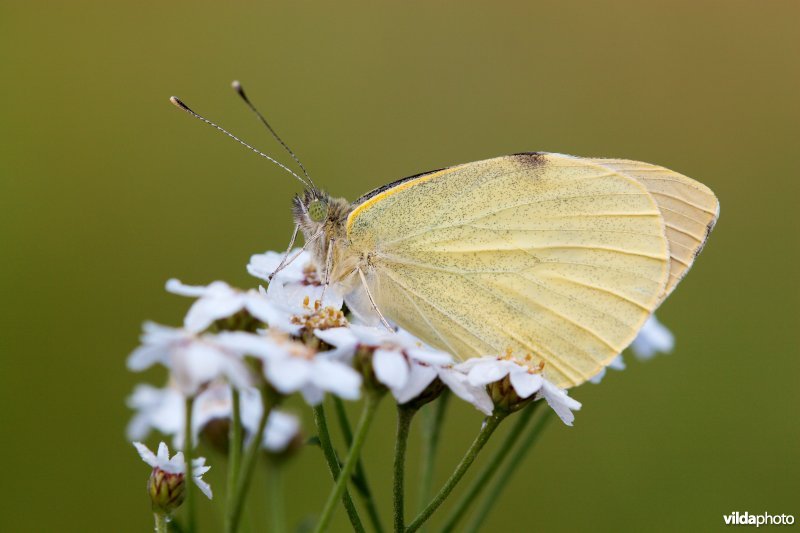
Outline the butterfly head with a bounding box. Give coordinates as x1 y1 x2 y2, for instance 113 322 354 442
293 188 351 249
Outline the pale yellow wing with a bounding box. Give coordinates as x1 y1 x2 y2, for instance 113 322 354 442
346 153 673 388
588 158 719 300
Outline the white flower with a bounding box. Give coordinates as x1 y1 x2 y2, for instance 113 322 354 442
630 314 674 360
436 366 495 415
316 325 493 412
248 249 343 311
246 331 362 405
133 441 213 499
166 279 276 333
236 387 301 452
589 315 673 383
459 356 582 425
127 381 301 453
127 322 255 395
537 381 582 427
463 357 545 399
247 248 310 285
262 410 302 452
126 383 185 443
588 354 626 384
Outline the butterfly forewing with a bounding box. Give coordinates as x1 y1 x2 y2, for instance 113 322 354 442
346 153 685 387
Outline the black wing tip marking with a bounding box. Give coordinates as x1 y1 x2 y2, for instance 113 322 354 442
693 217 718 259
511 152 546 166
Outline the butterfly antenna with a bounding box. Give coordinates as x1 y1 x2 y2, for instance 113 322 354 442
232 80 315 189
169 96 310 189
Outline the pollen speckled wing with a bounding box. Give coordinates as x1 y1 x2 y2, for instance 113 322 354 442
344 153 716 388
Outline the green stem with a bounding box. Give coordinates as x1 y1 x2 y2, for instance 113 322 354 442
226 388 243 513
393 405 417 533
332 397 385 533
225 388 276 533
463 409 552 533
154 512 168 533
183 396 196 533
267 462 286 533
440 403 540 532
417 390 450 515
405 413 506 533
313 393 382 533
312 404 366 533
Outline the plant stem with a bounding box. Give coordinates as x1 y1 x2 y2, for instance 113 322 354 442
393 405 417 533
313 393 382 533
267 462 286 533
332 397 384 533
440 403 540 532
463 409 552 533
417 390 450 516
183 396 196 533
225 388 275 533
312 404 366 533
154 512 169 533
226 388 243 512
405 413 506 533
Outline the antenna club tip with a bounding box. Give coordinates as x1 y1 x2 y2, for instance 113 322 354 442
169 96 184 107
232 80 248 100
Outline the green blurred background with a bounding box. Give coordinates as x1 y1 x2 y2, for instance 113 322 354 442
2 1 798 531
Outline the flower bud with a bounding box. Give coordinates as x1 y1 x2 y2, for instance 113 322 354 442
147 466 186 514
487 372 542 414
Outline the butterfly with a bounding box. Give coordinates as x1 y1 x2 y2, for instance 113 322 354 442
172 85 719 389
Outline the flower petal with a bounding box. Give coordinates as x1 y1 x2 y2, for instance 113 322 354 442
214 331 273 359
300 385 325 406
588 367 607 385
466 360 510 386
314 328 358 351
172 344 225 395
312 358 362 400
539 381 582 426
247 249 308 284
509 370 544 399
242 292 275 324
406 347 453 366
184 290 244 333
127 344 168 372
265 358 312 394
133 442 157 467
394 363 437 404
373 349 409 390
156 442 170 463
631 314 674 360
438 368 493 415
263 410 301 452
193 476 213 499
165 279 209 297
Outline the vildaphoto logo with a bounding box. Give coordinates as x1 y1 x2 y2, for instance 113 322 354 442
723 512 795 526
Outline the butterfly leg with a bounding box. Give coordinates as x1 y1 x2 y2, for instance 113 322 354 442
357 267 393 330
268 226 322 281
320 238 335 306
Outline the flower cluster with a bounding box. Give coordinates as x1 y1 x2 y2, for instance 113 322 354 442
127 246 674 507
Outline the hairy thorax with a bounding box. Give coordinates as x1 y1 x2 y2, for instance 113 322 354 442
292 191 364 295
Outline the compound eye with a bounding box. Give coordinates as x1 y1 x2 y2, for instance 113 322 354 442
308 199 328 222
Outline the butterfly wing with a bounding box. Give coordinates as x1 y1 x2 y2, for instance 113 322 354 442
346 153 700 387
588 158 719 300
